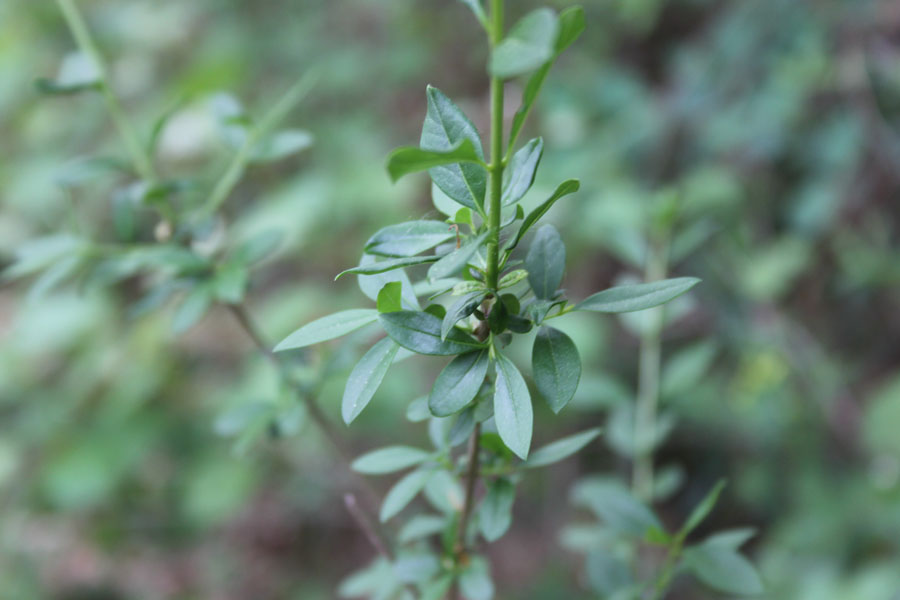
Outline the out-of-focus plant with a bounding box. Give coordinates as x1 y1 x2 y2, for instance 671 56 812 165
274 1 700 597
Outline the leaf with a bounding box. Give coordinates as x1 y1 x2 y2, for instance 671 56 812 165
661 341 718 398
442 290 488 340
456 0 488 30
398 515 447 544
250 129 313 163
357 254 421 311
526 224 566 299
459 556 494 600
555 5 586 53
232 229 284 265
502 138 543 206
377 281 403 313
525 427 600 468
274 309 378 351
490 8 560 79
380 469 433 522
479 477 515 542
506 180 580 253
3 234 85 280
337 255 440 279
703 528 757 550
172 285 212 333
34 52 101 96
498 269 528 289
365 221 456 258
428 231 489 280
586 550 634 596
453 280 487 296
213 262 248 304
420 86 487 210
681 480 727 536
682 543 764 596
493 353 533 459
531 326 581 413
352 446 432 474
387 140 484 182
380 311 486 355
342 337 400 424
421 575 454 600
429 350 490 417
571 478 663 538
576 277 701 313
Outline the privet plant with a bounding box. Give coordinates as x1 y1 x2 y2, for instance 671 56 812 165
9 1 359 463
273 1 709 598
562 192 764 599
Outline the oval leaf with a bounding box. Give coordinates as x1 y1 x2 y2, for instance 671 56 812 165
365 221 456 258
342 337 400 424
524 427 601 468
493 353 533 459
429 350 490 417
532 325 581 413
576 277 701 313
428 231 489 280
526 224 566 299
380 311 486 355
380 469 433 522
506 179 580 253
502 137 543 206
352 446 432 474
478 477 515 542
386 139 483 182
274 309 378 351
336 255 439 279
490 8 560 79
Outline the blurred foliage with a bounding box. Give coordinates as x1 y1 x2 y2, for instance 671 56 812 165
1 0 899 598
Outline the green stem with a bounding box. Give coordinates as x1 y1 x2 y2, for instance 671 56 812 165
56 0 157 183
650 533 685 600
632 235 669 502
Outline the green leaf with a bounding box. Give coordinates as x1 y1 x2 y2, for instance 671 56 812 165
493 352 533 459
661 341 718 398
681 480 727 536
585 550 634 596
342 337 400 424
172 285 212 333
526 224 566 299
421 575 454 600
490 8 560 79
479 477 515 542
398 514 447 544
575 277 701 313
365 221 456 258
352 446 432 474
427 231 489 280
555 5 586 53
525 427 601 469
213 262 248 304
507 180 580 253
456 0 488 30
442 291 488 340
250 129 313 163
337 255 439 279
682 543 764 596
571 478 663 538
420 86 487 210
532 326 581 413
502 138 543 206
231 229 284 265
703 528 757 550
429 350 490 417
357 254 421 311
453 280 487 296
380 469 433 522
387 140 483 182
274 309 378 351
498 269 528 289
35 52 101 96
377 282 403 313
459 556 494 600
380 311 486 355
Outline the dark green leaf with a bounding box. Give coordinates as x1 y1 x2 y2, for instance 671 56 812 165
526 224 566 299
274 309 379 351
509 63 551 150
442 291 488 340
380 469 433 522
502 138 543 206
494 352 533 459
352 446 432 474
365 221 456 258
377 282 403 313
429 350 490 417
337 255 439 279
479 477 515 542
682 543 764 596
571 478 663 537
380 311 486 355
420 86 487 210
681 480 727 536
387 140 483 183
525 427 600 468
490 8 560 79
532 325 581 413
342 337 400 424
507 180 580 253
427 231 488 280
575 277 701 313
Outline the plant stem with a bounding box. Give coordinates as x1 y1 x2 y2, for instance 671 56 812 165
56 0 157 183
454 423 482 555
632 235 669 502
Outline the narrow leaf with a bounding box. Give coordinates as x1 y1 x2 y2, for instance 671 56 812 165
274 309 378 351
502 138 543 206
479 478 515 541
532 325 581 413
357 253 420 310
507 180 580 252
442 291 487 340
342 337 400 424
398 515 447 544
352 446 432 474
336 255 439 279
386 140 483 182
429 350 490 417
575 277 701 313
365 221 456 258
681 480 727 536
380 469 433 522
380 311 486 355
421 86 487 209
571 478 663 537
524 427 601 468
490 8 560 79
525 224 566 299
456 0 488 30
494 353 534 459
428 231 489 280
555 6 586 53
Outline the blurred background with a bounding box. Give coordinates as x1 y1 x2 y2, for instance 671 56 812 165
2 0 900 598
